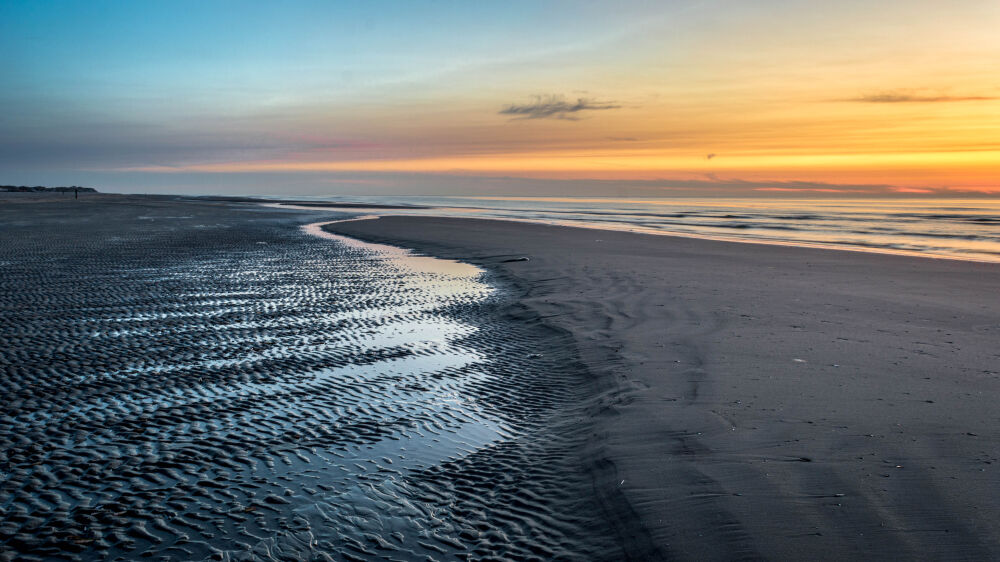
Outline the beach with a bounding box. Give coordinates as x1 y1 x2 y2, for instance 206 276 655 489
0 195 620 559
324 215 1000 560
2 194 998 560
7 0 999 558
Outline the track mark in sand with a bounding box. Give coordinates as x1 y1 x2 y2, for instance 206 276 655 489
0 209 621 560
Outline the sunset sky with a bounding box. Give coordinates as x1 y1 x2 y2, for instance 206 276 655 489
2 0 998 196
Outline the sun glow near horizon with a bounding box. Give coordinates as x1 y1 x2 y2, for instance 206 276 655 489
117 147 1000 193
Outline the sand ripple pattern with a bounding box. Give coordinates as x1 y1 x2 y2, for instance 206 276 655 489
0 203 620 561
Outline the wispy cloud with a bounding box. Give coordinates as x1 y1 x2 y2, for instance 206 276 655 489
754 187 865 193
850 92 995 103
500 95 620 120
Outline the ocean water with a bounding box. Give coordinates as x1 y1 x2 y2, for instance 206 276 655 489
274 196 1000 263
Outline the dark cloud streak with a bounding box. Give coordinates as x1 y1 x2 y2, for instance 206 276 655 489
850 92 995 103
500 95 620 120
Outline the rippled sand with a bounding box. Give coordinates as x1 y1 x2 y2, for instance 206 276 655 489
0 197 621 560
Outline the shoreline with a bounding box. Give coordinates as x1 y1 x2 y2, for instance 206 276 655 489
269 198 1000 265
322 214 1000 560
300 209 1000 265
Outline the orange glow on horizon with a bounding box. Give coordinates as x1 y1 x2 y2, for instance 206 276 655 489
115 147 1000 192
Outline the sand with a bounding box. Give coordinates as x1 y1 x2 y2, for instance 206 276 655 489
3 194 998 559
323 215 1000 560
0 196 622 559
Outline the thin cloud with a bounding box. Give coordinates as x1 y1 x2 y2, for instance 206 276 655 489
739 179 890 193
850 92 995 103
754 187 865 193
500 95 620 120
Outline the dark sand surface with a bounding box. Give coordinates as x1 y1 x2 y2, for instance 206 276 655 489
0 196 622 560
323 215 1000 560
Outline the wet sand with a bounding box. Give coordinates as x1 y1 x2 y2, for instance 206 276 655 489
0 196 621 560
323 215 1000 560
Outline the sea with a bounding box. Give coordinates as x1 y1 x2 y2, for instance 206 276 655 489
267 196 1000 263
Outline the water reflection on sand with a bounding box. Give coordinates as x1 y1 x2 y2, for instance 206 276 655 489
0 210 619 560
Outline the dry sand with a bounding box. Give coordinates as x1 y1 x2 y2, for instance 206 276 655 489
323 215 1000 560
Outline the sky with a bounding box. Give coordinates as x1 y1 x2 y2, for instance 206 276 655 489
2 0 998 197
